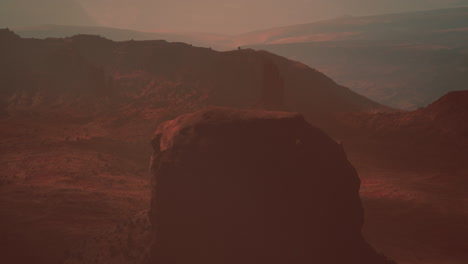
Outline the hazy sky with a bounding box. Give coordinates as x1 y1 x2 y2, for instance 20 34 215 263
2 0 468 34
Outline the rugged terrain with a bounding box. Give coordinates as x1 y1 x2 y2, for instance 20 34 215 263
0 28 385 139
13 8 468 109
0 29 385 264
338 91 468 264
1 29 467 264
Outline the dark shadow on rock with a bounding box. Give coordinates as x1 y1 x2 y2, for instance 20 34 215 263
149 107 394 264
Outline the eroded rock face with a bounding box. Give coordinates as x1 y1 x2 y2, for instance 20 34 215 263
149 107 391 264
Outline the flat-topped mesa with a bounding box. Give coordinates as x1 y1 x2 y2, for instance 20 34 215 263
149 107 392 264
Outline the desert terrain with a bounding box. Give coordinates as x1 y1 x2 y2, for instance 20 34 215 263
1 29 467 264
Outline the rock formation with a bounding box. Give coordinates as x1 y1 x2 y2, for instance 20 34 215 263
0 29 386 121
149 107 392 264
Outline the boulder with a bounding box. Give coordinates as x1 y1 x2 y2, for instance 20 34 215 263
149 107 391 264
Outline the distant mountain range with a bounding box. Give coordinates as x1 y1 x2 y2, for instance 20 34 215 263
30 0 468 33
13 8 468 49
234 7 468 46
9 7 468 110
244 8 468 109
12 25 231 50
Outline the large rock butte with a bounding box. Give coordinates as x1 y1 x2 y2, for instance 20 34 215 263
149 107 391 264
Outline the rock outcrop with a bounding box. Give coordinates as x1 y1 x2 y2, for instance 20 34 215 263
149 107 392 264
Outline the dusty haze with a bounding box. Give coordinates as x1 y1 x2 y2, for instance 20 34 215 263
1 0 468 33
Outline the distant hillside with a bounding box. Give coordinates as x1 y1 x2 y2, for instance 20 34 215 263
340 90 468 145
249 41 468 110
12 8 468 110
402 90 468 139
76 0 468 34
244 7 468 110
235 7 468 47
13 25 232 50
0 29 386 140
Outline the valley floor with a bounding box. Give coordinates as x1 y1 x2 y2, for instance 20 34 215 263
347 138 468 264
1 118 467 264
0 119 151 264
